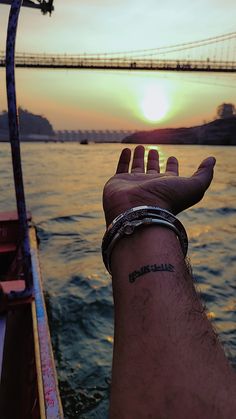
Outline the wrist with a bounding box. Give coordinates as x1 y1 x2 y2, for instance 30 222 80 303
110 225 185 278
103 194 172 227
104 200 172 227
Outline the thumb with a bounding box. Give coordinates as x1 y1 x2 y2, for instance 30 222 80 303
191 157 216 191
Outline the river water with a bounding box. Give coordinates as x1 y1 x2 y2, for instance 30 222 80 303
1 143 236 418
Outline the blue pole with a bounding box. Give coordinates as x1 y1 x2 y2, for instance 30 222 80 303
5 0 32 289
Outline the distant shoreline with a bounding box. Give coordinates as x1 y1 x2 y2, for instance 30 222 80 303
0 129 135 144
0 139 235 146
123 118 236 146
1 118 235 145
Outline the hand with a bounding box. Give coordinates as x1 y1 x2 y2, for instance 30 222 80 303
103 145 216 226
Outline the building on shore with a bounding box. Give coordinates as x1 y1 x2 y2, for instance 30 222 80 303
55 129 136 143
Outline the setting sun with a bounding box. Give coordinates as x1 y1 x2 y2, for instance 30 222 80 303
141 85 169 123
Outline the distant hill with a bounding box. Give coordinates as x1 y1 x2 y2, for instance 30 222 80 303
0 108 54 138
123 118 236 145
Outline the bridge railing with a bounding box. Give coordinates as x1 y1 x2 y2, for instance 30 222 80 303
0 51 236 71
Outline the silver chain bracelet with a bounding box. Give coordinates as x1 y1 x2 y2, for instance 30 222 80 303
102 206 188 275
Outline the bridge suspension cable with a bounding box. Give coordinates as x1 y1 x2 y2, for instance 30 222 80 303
0 31 235 72
83 31 236 57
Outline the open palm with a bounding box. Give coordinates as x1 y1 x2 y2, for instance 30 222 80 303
103 146 216 226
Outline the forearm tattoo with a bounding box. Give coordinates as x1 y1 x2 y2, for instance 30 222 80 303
129 263 175 283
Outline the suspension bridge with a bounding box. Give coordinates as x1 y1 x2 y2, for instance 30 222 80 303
0 31 236 72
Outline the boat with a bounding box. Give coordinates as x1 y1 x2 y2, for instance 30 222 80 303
0 211 63 418
0 0 63 417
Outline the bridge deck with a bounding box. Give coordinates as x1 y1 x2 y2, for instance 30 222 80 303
0 54 236 72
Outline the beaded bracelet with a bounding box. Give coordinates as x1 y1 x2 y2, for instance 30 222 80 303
102 206 188 275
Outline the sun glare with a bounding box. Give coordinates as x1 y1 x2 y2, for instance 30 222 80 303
141 85 169 123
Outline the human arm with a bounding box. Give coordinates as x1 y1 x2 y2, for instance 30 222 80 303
103 146 236 419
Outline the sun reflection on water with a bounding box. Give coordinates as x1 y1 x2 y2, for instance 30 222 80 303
144 145 169 171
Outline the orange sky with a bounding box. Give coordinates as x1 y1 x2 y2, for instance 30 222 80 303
0 1 236 130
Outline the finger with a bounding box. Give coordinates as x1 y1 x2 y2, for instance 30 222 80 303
116 148 131 174
146 149 160 173
131 145 145 173
191 156 216 190
166 156 179 175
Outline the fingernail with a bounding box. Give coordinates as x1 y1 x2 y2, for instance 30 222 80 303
209 157 216 167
